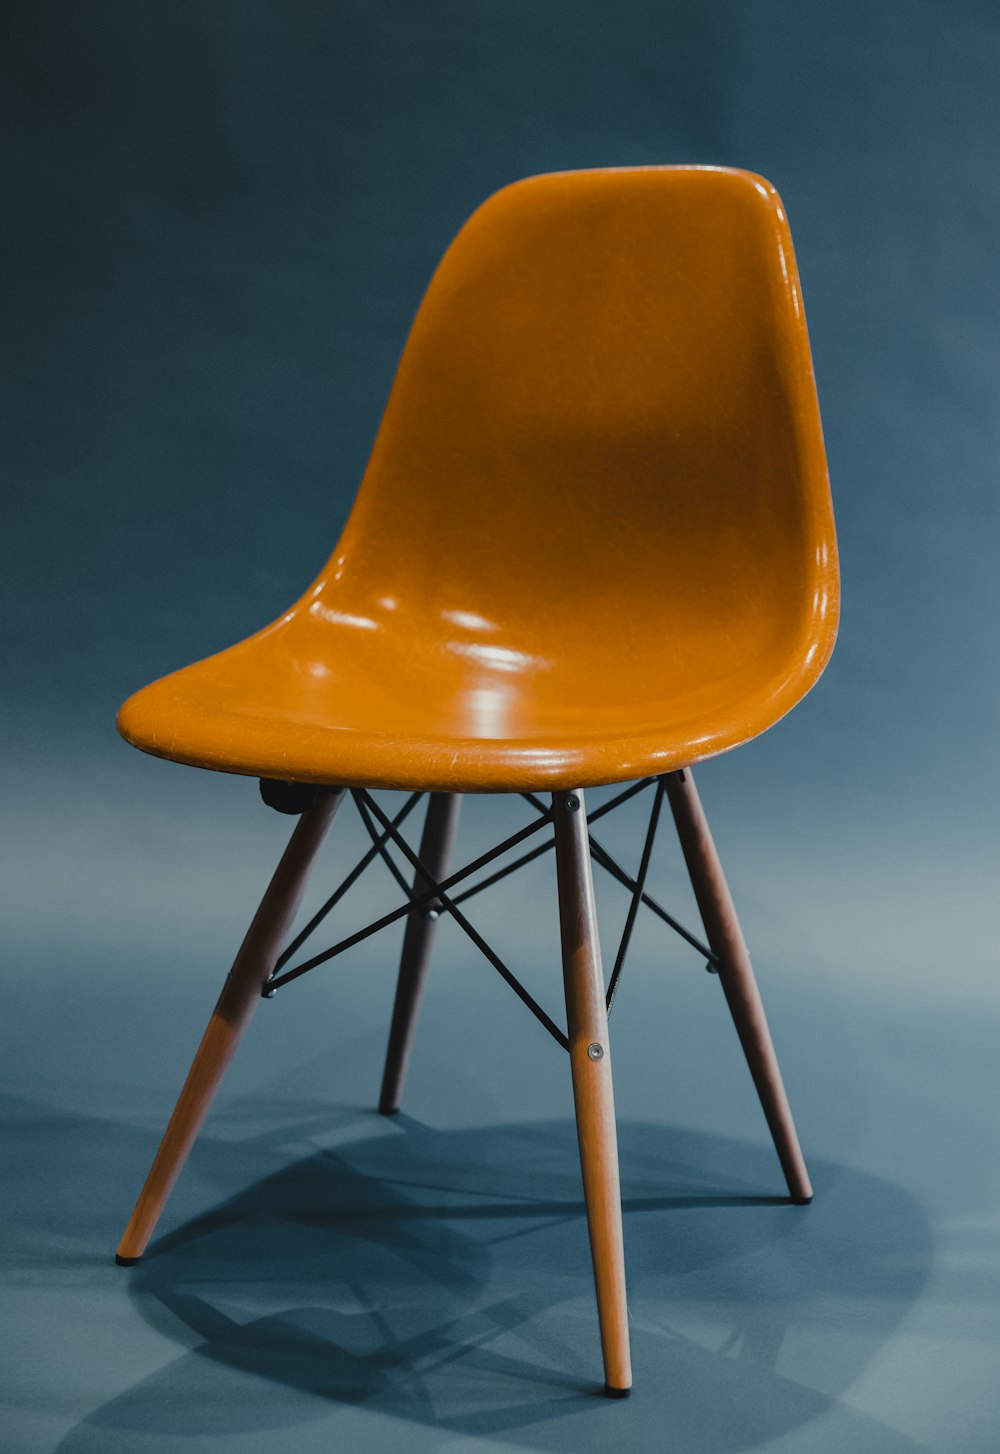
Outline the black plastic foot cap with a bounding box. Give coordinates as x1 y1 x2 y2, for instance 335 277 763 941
115 1253 141 1266
378 1104 400 1117
604 1384 632 1399
791 1194 814 1206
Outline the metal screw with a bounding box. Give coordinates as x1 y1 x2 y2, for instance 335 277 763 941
566 794 581 812
705 960 719 975
587 1042 604 1060
264 984 277 999
424 907 440 922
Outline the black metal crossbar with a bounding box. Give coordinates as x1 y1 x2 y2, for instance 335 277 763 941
519 787 720 972
352 791 416 902
450 776 656 907
605 779 665 1013
265 801 558 996
264 774 719 1043
355 790 570 1051
272 791 424 973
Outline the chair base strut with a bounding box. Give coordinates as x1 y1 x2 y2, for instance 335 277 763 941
115 770 812 1395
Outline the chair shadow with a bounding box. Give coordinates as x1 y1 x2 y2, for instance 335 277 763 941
49 1110 934 1453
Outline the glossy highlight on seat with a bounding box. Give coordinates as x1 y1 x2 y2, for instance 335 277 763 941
118 166 839 792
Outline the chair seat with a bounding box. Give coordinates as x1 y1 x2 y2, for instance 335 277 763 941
119 167 838 794
118 588 830 792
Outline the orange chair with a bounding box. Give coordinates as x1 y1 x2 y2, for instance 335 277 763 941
114 166 839 1398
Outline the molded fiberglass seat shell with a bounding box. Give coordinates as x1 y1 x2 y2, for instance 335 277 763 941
118 166 839 793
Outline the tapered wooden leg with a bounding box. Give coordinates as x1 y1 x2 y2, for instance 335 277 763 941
378 792 462 1115
553 788 632 1397
116 789 344 1264
663 769 813 1203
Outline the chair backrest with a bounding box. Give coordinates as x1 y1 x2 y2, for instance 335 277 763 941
315 167 838 698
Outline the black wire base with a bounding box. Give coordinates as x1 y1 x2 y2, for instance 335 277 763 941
262 776 720 1051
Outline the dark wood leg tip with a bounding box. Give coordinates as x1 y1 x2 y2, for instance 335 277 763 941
115 1253 141 1267
378 1103 400 1117
791 1193 813 1206
604 1383 632 1399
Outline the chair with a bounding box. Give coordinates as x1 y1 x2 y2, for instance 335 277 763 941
114 166 839 1398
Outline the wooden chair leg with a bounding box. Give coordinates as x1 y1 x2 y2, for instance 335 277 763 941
378 792 462 1115
663 769 813 1203
116 789 345 1264
553 788 632 1397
